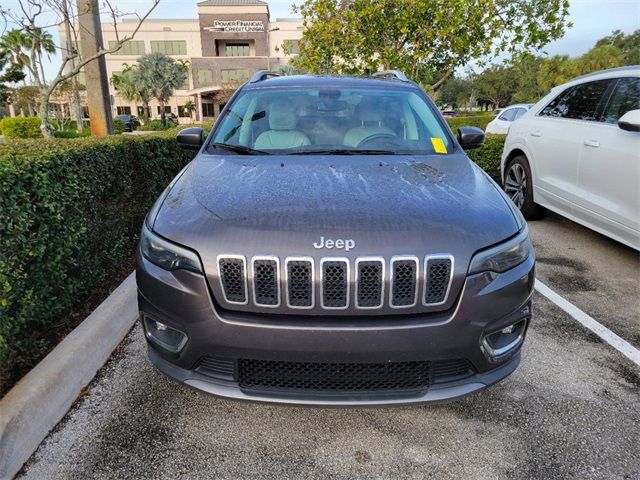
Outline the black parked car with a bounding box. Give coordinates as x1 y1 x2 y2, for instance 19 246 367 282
115 114 141 132
137 70 535 406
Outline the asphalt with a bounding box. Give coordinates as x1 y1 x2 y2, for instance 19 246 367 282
18 213 640 480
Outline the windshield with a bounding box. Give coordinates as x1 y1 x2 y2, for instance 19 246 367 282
208 86 452 155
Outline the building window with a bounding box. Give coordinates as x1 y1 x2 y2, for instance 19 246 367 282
197 69 213 87
156 106 172 114
116 106 132 115
221 69 250 84
178 105 191 117
108 40 145 55
225 43 250 56
281 39 300 55
150 40 187 55
202 103 215 117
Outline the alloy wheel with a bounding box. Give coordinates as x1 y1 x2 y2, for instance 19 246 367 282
505 163 527 209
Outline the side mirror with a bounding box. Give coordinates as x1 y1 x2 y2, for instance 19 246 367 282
457 126 485 150
618 109 640 132
177 127 204 150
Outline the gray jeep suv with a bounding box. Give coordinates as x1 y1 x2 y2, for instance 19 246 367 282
137 71 535 406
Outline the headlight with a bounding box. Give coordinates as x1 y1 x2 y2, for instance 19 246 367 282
468 227 532 274
140 223 203 274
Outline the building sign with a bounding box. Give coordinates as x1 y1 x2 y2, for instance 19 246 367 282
205 20 264 33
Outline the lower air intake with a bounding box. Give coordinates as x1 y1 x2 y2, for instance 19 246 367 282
238 359 431 394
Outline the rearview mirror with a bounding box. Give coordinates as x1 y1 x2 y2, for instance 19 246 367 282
618 109 640 132
177 127 204 150
457 126 485 150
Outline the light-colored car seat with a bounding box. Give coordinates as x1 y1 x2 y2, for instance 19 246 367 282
254 99 311 149
343 100 396 147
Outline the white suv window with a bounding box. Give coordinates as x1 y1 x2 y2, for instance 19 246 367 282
498 108 516 121
602 77 640 124
539 79 613 122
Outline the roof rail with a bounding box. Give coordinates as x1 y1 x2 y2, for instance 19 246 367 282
371 70 410 82
568 65 640 83
249 70 281 83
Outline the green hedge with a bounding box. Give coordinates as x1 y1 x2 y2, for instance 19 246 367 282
139 119 174 131
446 114 494 132
0 133 195 387
465 134 505 181
0 117 43 139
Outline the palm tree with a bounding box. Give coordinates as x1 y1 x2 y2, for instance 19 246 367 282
28 27 56 84
183 99 196 123
111 63 153 121
0 29 30 81
134 52 187 124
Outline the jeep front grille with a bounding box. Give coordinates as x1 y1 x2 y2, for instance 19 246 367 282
424 256 454 305
252 257 279 306
217 256 247 304
216 254 455 312
286 258 314 308
356 258 384 308
321 259 349 308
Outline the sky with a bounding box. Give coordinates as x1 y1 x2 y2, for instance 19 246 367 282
1 0 638 81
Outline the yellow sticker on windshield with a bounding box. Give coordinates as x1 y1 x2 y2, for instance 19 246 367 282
431 137 447 154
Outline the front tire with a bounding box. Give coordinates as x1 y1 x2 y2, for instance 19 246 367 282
504 155 545 220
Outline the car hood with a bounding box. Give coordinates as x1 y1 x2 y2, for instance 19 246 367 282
154 152 518 253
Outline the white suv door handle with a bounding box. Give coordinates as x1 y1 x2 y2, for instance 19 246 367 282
530 131 542 137
584 140 600 148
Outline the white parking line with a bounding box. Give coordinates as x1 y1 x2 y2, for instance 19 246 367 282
535 279 640 367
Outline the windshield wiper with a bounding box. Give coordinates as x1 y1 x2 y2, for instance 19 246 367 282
211 143 268 155
293 149 396 155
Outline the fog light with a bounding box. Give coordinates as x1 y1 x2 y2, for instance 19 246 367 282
143 316 187 353
482 319 527 358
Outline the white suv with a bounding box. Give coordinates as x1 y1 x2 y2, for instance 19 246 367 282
486 104 532 134
501 66 640 250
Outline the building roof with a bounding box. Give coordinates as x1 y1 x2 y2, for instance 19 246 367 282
197 0 268 5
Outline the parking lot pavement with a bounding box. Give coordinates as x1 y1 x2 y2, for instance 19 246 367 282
528 212 640 346
19 216 640 480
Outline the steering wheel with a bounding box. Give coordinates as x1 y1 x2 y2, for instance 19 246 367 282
356 133 398 148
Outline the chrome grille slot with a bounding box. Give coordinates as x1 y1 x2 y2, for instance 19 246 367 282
424 256 453 305
286 258 314 308
252 257 279 306
321 259 349 309
356 258 384 309
390 257 418 307
218 256 247 304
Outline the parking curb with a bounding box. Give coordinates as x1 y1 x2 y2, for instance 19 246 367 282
0 273 138 479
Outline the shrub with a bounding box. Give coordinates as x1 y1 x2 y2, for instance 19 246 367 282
465 134 506 181
112 118 125 134
0 117 43 139
139 119 173 131
0 133 195 391
446 114 495 132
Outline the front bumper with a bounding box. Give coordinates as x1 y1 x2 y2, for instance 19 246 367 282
137 252 534 406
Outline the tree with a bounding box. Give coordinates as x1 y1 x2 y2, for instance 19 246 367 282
595 29 640 65
0 49 26 110
111 64 153 120
473 65 517 109
438 77 472 110
0 0 160 137
133 52 187 124
183 99 196 122
511 55 545 104
291 0 571 89
0 29 30 82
